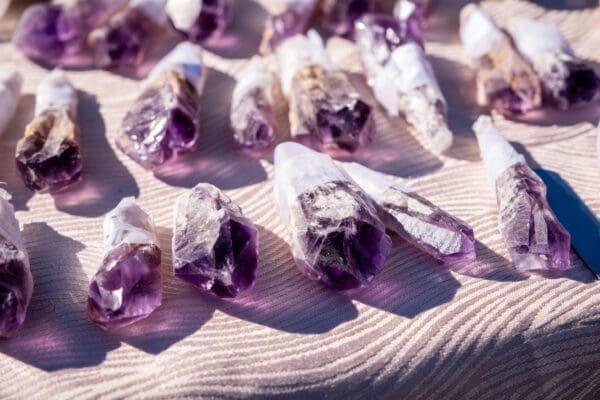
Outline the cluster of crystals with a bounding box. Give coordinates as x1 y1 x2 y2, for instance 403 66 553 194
355 16 451 153
473 116 571 271
0 69 23 136
341 162 476 264
173 183 259 297
166 0 231 43
0 190 33 338
89 0 167 68
459 4 542 115
260 0 318 53
117 42 203 168
87 198 162 330
230 56 277 149
507 18 600 109
277 31 375 152
319 0 375 36
274 142 391 290
15 70 83 193
13 0 127 66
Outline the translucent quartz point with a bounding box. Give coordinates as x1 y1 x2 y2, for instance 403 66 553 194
507 18 600 109
340 162 476 264
173 183 259 297
87 198 162 329
0 189 33 338
459 4 542 115
274 142 391 290
166 0 231 43
15 70 82 193
473 116 571 271
0 69 23 137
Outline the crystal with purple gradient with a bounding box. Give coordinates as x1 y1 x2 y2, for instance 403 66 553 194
274 142 391 290
260 0 318 53
173 184 259 297
320 0 376 37
13 0 127 66
0 190 33 339
117 70 201 168
87 198 162 330
166 0 231 43
340 162 476 264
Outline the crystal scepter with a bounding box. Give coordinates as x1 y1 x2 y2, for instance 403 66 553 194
473 116 571 271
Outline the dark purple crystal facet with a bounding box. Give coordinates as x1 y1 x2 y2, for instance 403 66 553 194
173 184 259 297
166 0 231 43
320 0 376 37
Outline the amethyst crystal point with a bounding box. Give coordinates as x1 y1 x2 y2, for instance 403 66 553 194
15 70 82 193
260 0 318 54
13 0 127 66
0 190 33 339
319 0 376 37
274 142 391 290
166 0 231 43
89 0 167 68
117 42 203 168
230 56 277 149
340 162 476 264
276 30 376 152
507 18 600 109
173 184 259 297
88 198 162 330
0 69 23 136
459 4 542 115
473 116 571 271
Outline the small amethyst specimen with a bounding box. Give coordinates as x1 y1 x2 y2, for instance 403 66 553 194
89 0 167 68
173 183 259 297
0 190 33 339
166 0 231 43
341 162 476 264
319 0 376 37
230 56 277 149
88 198 162 330
276 31 376 152
459 4 542 115
13 0 127 66
473 116 571 271
117 42 203 168
507 18 600 109
15 70 82 193
274 142 391 290
260 0 318 53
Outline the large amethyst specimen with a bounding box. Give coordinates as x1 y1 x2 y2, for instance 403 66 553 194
260 0 318 54
341 162 476 264
319 0 376 37
117 42 203 168
166 0 231 43
0 190 33 339
274 142 391 290
13 0 127 66
473 116 571 271
15 70 82 193
87 198 162 330
276 31 376 152
459 4 542 115
173 183 259 298
507 18 600 109
230 56 277 149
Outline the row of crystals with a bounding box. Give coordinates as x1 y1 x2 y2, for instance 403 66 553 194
0 126 572 337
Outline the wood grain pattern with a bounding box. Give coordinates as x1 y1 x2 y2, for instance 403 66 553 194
0 1 599 399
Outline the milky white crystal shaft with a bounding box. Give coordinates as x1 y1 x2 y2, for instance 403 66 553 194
35 69 78 117
459 5 502 61
0 69 22 136
147 41 206 93
103 197 159 254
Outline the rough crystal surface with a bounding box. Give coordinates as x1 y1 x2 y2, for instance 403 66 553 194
173 183 259 297
459 5 542 115
88 198 162 330
13 0 127 66
166 0 231 43
230 56 277 149
473 116 571 271
341 162 476 264
0 69 23 136
0 190 33 339
274 142 391 290
117 70 201 168
260 0 318 53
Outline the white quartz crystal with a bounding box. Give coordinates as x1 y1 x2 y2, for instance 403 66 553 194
103 197 158 254
507 18 572 60
147 41 206 93
231 56 276 113
35 69 78 117
166 0 200 31
459 4 503 61
0 69 22 136
0 189 28 260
